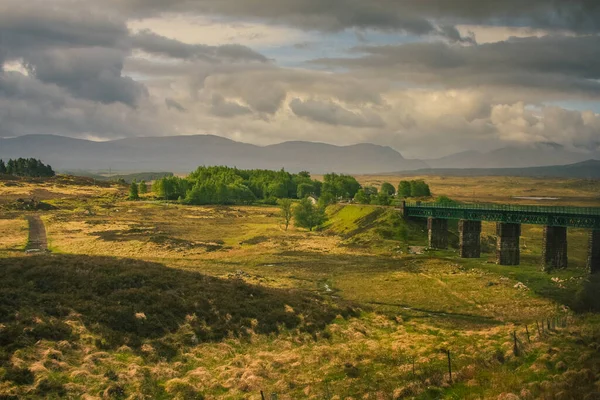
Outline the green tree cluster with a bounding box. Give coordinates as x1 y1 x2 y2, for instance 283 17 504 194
322 173 361 200
353 185 391 205
293 198 327 231
152 166 323 205
0 158 55 177
397 180 431 198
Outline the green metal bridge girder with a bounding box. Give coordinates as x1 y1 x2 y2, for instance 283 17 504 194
404 202 600 229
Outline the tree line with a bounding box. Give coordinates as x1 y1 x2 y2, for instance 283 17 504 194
0 158 55 177
129 166 434 231
149 166 363 206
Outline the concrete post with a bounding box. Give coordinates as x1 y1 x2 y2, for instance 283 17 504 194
496 223 521 265
428 217 448 249
542 226 568 270
588 230 600 274
459 220 481 258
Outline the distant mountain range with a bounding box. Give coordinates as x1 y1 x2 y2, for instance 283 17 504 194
424 142 596 169
394 159 600 179
0 134 426 174
0 134 598 176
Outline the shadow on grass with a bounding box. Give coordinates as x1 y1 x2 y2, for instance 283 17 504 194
0 254 359 355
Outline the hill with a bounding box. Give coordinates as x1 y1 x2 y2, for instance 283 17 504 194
395 159 600 179
0 134 426 174
426 143 598 169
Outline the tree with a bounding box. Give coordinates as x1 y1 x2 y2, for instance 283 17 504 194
410 180 431 197
0 160 6 174
128 181 139 200
139 180 148 194
293 198 327 231
353 189 371 204
398 181 412 198
380 182 396 196
435 195 459 206
297 183 314 199
278 198 293 231
373 192 391 206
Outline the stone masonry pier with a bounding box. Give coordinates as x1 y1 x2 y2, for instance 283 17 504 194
588 230 600 274
542 226 568 270
459 220 481 258
496 223 520 265
427 217 448 249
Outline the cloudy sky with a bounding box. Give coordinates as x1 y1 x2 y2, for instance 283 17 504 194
1 0 600 158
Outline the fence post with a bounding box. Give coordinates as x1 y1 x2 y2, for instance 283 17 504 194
525 325 531 343
447 350 452 383
260 391 265 400
536 320 541 336
513 331 520 356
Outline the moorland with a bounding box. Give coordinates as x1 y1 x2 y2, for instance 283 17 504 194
0 173 599 399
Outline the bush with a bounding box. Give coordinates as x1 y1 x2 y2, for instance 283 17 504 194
573 275 600 312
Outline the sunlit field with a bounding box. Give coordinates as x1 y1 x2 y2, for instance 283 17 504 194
0 175 599 399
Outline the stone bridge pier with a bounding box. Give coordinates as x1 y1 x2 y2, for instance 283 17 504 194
496 223 521 265
542 226 568 270
428 217 448 249
459 220 481 258
589 230 600 274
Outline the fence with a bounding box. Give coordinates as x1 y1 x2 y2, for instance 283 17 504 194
259 314 570 399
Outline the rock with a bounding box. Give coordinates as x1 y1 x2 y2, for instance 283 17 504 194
344 363 360 378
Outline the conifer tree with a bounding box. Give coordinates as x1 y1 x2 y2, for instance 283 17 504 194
129 181 140 200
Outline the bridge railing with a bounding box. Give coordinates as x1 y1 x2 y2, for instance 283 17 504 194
403 201 600 216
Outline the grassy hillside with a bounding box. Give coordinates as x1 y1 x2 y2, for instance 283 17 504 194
325 204 427 251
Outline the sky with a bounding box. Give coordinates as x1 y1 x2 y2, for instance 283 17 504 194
1 0 600 158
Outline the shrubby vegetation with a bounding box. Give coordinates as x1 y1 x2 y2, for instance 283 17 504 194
293 198 327 231
353 183 394 206
0 255 358 355
151 167 363 206
0 158 55 177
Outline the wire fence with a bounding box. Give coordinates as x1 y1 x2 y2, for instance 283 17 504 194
259 314 570 399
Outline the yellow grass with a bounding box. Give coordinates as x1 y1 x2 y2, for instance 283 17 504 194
0 176 598 399
0 216 28 252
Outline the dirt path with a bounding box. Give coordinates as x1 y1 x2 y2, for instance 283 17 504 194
25 215 48 252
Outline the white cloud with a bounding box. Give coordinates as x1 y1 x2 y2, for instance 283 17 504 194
128 15 309 48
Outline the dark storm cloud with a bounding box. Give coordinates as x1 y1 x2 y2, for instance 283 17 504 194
0 1 127 55
130 30 269 62
0 0 148 107
23 47 147 107
109 0 473 42
289 98 385 128
312 35 600 97
0 71 160 138
111 0 600 37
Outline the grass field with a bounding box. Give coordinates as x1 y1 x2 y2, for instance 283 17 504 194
0 175 599 399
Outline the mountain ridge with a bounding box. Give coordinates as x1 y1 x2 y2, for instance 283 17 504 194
1 134 598 175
